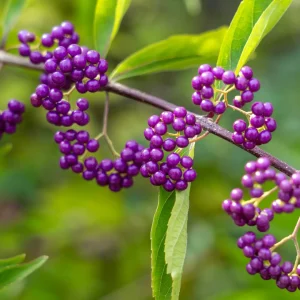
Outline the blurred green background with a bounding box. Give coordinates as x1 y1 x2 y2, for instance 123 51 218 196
0 0 300 299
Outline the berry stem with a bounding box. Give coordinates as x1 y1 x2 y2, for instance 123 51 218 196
270 217 300 273
227 104 250 117
189 130 209 143
270 235 292 252
104 134 119 158
93 93 119 157
166 132 180 137
291 217 300 273
189 114 222 143
242 186 278 206
215 86 235 103
94 132 104 140
63 84 76 100
0 50 297 176
100 92 119 157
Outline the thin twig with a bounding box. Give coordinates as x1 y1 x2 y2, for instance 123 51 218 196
102 92 110 134
104 82 296 176
291 217 300 273
242 186 278 206
0 50 43 71
0 50 297 176
227 104 250 117
270 217 300 274
95 92 119 157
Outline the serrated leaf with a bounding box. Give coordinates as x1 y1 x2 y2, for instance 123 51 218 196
0 256 48 290
217 0 292 74
0 255 26 270
1 0 26 38
165 143 195 300
93 0 131 57
151 188 175 299
110 27 227 81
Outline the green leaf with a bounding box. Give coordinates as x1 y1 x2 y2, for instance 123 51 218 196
93 0 131 57
0 255 25 270
0 143 12 168
151 188 175 299
0 256 48 290
151 144 195 300
165 143 195 300
110 27 227 81
236 0 292 72
1 0 26 37
217 0 292 74
0 143 12 157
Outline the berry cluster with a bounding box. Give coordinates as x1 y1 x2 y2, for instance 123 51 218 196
141 107 198 191
223 157 300 291
191 64 276 149
19 22 147 192
238 231 300 292
0 100 25 138
29 38 108 125
191 64 227 114
19 22 138 192
232 102 276 149
222 157 300 232
232 66 260 108
18 21 79 65
41 44 108 93
97 141 144 191
56 130 144 191
32 86 90 127
191 65 260 114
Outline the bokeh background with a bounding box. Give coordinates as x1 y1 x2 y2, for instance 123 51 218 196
0 0 300 299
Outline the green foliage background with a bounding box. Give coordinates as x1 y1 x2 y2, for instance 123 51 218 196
0 0 300 299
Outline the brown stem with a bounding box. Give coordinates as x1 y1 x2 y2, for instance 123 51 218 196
0 50 297 176
0 50 43 71
105 82 296 176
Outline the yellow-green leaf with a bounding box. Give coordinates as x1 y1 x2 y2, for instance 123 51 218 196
0 256 48 290
93 0 131 57
110 27 227 81
235 0 292 72
0 255 25 270
217 0 292 74
1 0 26 38
151 189 174 299
151 143 195 300
165 143 195 300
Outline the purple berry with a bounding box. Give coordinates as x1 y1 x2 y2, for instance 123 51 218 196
240 66 253 79
212 66 224 79
251 102 264 116
222 71 235 85
174 107 187 118
235 76 248 91
200 99 214 112
248 78 260 92
233 119 247 133
241 90 254 103
183 169 197 182
166 153 180 167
